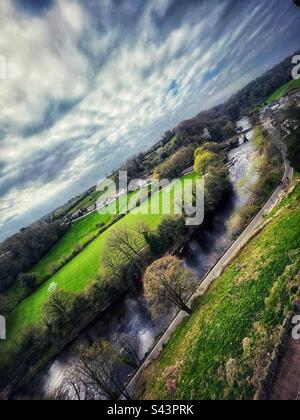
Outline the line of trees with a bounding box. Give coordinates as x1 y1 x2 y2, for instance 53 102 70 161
0 221 68 293
153 145 195 180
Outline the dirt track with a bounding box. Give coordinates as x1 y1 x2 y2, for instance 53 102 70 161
269 337 300 400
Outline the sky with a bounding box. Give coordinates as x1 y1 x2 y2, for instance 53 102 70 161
0 0 299 242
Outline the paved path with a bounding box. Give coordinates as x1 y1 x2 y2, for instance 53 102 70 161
124 152 293 398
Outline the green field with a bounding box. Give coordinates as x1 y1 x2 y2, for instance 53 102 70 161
34 213 111 275
141 179 300 400
5 173 197 343
266 78 300 104
4 189 145 306
34 189 141 277
4 211 111 306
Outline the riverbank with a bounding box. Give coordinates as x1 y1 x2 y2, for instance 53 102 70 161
139 175 299 400
13 119 260 399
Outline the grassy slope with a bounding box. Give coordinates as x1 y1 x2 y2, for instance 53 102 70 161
141 179 300 400
5 173 197 342
266 79 300 104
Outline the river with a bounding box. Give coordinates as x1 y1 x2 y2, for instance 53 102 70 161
18 117 257 400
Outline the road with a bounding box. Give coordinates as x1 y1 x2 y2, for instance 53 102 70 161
124 152 293 398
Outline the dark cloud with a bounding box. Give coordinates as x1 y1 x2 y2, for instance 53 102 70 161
14 0 55 16
21 99 82 138
0 161 6 178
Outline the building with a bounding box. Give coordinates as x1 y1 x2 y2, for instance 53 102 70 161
71 209 83 220
87 204 96 213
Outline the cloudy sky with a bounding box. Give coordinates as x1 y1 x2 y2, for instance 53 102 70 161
0 0 299 241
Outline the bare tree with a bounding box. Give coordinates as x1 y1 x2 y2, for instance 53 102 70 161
104 226 144 272
108 226 143 259
102 251 126 281
71 340 132 400
143 255 197 318
119 336 142 369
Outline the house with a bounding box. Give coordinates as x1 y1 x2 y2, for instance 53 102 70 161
87 204 96 212
71 209 83 220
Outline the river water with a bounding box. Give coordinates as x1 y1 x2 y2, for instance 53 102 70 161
19 118 257 400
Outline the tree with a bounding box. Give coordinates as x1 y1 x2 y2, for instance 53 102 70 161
102 251 127 281
143 256 197 318
119 336 142 369
19 272 37 290
0 220 68 292
141 216 187 256
43 289 75 337
194 150 218 176
286 129 300 172
285 103 300 122
154 146 195 180
204 163 232 214
0 294 14 314
221 121 236 139
104 226 144 272
71 340 132 400
201 142 220 153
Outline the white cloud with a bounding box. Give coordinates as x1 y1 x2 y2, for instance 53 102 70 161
0 0 299 240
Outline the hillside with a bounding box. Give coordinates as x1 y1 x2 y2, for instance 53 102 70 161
266 79 300 104
174 51 299 147
140 177 300 400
